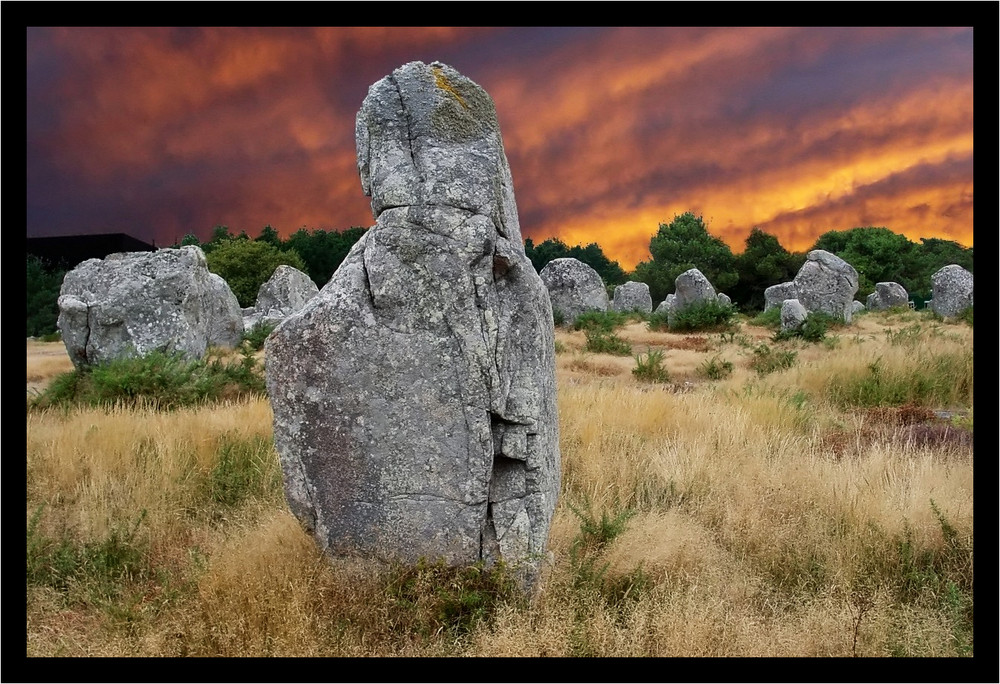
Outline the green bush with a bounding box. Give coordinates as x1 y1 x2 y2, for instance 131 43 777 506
573 310 628 332
956 306 973 327
27 505 150 602
385 558 522 639
584 329 632 356
632 349 671 383
646 311 670 332
750 306 782 330
27 255 66 338
202 434 282 508
28 349 267 411
552 308 566 327
824 352 972 409
774 311 840 343
241 322 277 351
748 343 797 375
668 299 737 332
698 355 734 380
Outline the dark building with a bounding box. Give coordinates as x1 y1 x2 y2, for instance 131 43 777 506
27 233 157 270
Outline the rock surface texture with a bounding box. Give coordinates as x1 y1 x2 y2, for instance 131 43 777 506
57 246 242 368
247 265 320 330
265 61 560 591
764 281 797 312
866 282 909 311
539 257 609 323
792 250 859 323
929 265 973 319
780 298 808 333
612 281 653 314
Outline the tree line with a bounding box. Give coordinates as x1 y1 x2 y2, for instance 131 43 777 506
27 216 973 337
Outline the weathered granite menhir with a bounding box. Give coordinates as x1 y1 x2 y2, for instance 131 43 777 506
540 257 609 323
929 265 973 319
243 264 319 331
611 281 652 315
265 61 560 592
57 245 243 368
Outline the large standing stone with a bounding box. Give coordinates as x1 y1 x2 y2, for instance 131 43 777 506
764 281 797 312
929 265 973 318
611 281 652 314
666 268 719 327
792 250 859 323
866 282 909 311
57 246 242 368
249 265 320 329
265 61 560 591
539 257 609 323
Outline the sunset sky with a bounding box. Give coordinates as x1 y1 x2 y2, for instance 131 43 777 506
26 26 975 270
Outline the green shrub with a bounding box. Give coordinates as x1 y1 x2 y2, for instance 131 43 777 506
240 322 277 351
584 329 632 356
632 349 671 383
748 343 797 375
27 505 150 602
668 299 737 332
385 558 521 639
28 349 267 411
646 311 670 332
774 311 840 343
202 434 282 508
552 308 566 327
750 306 782 330
825 352 972 409
698 355 734 380
956 306 973 327
573 310 628 332
566 498 649 613
884 323 923 346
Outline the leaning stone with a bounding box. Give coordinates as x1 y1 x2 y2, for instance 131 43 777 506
929 265 973 319
539 257 609 323
780 298 808 332
205 272 244 348
792 250 859 323
57 246 237 368
266 61 560 593
611 281 652 314
764 281 797 312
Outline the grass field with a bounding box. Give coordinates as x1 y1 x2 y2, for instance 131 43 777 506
25 308 974 659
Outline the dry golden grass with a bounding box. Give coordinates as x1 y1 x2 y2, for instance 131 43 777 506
25 310 975 659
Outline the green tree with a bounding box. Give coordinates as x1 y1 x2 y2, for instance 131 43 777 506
631 212 738 304
524 237 627 286
255 224 282 247
902 237 973 301
285 226 367 287
205 239 308 308
811 227 916 297
201 225 233 255
27 255 66 337
179 233 201 247
732 227 804 312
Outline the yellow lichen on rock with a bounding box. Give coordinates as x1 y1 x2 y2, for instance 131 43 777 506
432 66 469 110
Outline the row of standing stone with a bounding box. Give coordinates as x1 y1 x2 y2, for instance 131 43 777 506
539 252 973 329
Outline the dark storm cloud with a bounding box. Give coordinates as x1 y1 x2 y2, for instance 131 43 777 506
25 26 974 268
